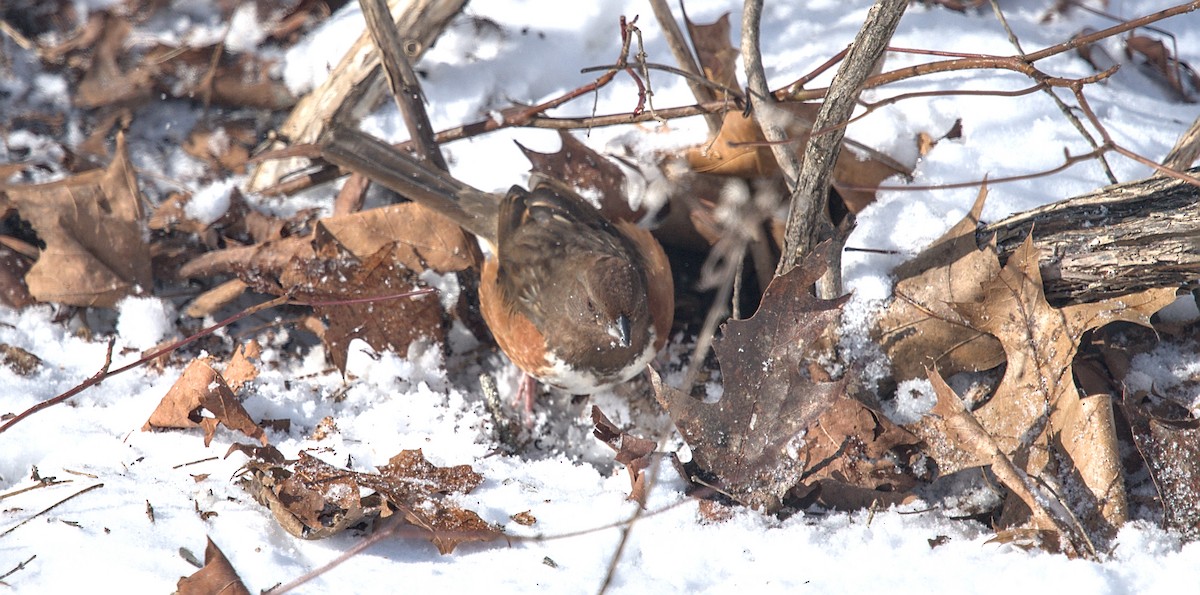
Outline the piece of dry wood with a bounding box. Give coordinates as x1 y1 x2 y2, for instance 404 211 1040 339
981 167 1200 303
248 0 464 192
1161 115 1200 172
359 0 447 171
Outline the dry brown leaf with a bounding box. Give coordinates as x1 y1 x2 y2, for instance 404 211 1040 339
74 16 154 108
241 450 501 553
1122 395 1200 541
0 133 151 307
792 479 918 511
910 234 1174 543
182 121 257 175
684 12 739 91
517 130 642 223
253 452 367 540
142 356 266 447
790 396 920 496
654 246 849 512
222 341 261 393
1125 34 1200 102
316 202 478 273
876 185 1004 381
178 236 312 283
687 109 782 177
592 406 657 504
176 537 251 595
915 119 963 157
684 105 905 213
184 279 249 319
955 235 1173 466
282 241 444 374
919 367 1083 555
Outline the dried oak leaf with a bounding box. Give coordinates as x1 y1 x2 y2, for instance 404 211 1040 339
911 235 1174 540
75 16 154 108
315 202 478 273
684 12 739 91
182 121 258 175
176 537 251 595
876 185 1003 381
141 43 298 111
142 354 266 447
283 240 444 374
921 367 1086 556
592 406 657 504
222 341 261 393
1121 395 1200 541
517 130 642 223
685 104 907 213
244 450 499 553
368 449 499 555
654 247 849 512
288 204 478 373
787 395 921 510
1125 34 1200 102
251 452 367 540
0 133 151 307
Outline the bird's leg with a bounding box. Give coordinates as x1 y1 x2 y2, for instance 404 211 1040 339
516 373 539 425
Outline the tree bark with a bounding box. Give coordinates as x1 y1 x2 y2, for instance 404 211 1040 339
980 168 1200 303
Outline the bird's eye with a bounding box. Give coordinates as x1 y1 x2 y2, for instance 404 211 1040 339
585 299 597 313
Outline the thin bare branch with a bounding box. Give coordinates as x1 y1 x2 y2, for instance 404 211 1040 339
988 0 1117 183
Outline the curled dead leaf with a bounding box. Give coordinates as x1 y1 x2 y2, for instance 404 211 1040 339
142 355 266 447
176 537 251 595
0 133 151 307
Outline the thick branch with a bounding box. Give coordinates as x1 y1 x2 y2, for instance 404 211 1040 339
982 167 1200 303
775 0 907 280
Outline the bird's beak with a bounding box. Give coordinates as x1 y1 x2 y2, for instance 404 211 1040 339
613 314 632 348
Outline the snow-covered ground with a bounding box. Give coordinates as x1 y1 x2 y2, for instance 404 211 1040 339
3 0 1200 592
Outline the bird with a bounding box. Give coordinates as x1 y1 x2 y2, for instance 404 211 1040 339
318 126 673 406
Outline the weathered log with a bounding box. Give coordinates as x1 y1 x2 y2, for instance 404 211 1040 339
981 168 1200 303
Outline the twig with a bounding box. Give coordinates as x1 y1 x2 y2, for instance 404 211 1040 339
0 476 73 504
987 0 1117 184
848 145 1109 192
0 555 36 584
1071 86 1200 186
0 483 104 539
172 456 219 470
597 466 661 595
648 0 721 133
742 0 802 196
358 0 447 171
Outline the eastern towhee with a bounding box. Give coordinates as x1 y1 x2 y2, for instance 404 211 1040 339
319 126 673 402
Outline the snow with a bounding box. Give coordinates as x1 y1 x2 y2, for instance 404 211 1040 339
4 0 1200 593
185 179 236 224
116 297 177 350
